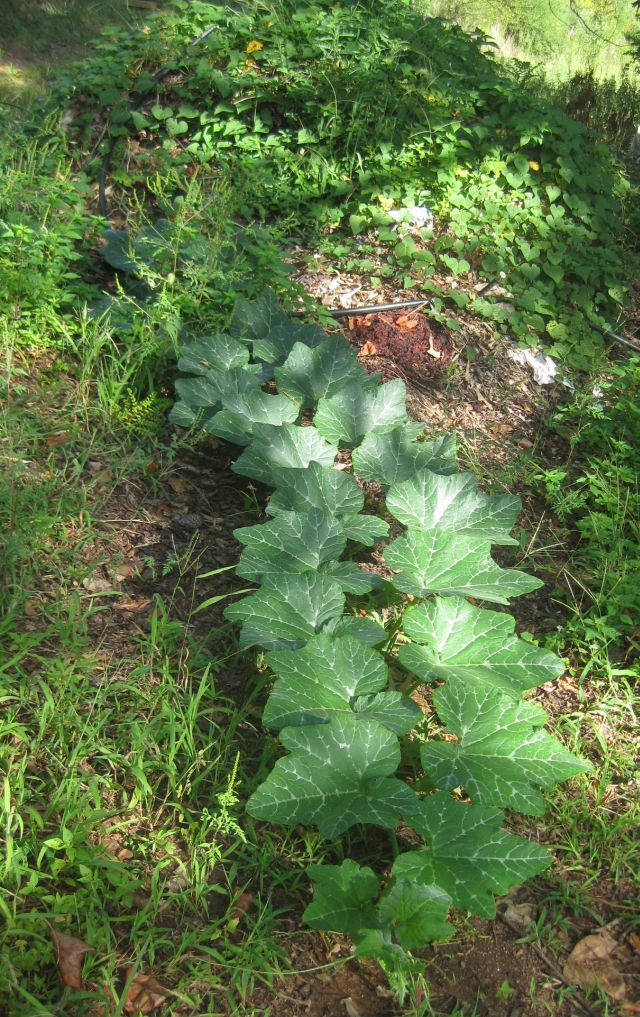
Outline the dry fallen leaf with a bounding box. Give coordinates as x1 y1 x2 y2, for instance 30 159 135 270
116 598 153 614
82 576 113 595
563 931 627 1001
123 969 168 1014
51 928 93 990
45 431 69 447
630 933 640 952
396 314 419 329
359 341 378 357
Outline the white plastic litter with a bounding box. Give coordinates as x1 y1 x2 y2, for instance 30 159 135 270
388 205 434 230
506 347 558 385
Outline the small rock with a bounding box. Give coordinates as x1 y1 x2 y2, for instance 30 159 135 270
170 512 204 533
503 901 537 932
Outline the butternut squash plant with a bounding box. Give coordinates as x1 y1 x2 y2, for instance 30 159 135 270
171 291 589 975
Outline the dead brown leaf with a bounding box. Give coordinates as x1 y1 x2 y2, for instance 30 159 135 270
563 931 627 1001
359 341 378 357
396 314 419 330
45 431 69 447
112 563 139 582
82 576 113 595
116 598 153 614
123 969 168 1014
50 927 93 990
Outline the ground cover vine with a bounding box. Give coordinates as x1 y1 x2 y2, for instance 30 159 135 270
172 290 590 985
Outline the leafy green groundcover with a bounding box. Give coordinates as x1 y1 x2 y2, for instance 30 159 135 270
171 290 589 973
61 0 630 366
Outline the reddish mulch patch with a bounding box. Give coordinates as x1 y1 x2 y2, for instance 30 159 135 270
345 310 454 378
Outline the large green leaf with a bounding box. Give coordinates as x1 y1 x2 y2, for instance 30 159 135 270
353 426 457 486
377 881 453 948
264 633 420 734
174 373 222 409
387 471 520 545
224 573 344 649
253 322 327 367
246 715 417 836
392 792 551 917
230 288 290 342
423 683 589 814
319 562 382 593
175 363 261 410
275 335 367 407
229 289 326 365
325 614 388 646
232 424 337 485
304 860 379 935
315 379 411 446
399 596 564 698
168 400 202 427
304 864 451 960
234 510 346 581
204 392 299 445
384 531 541 604
268 462 363 517
177 334 250 375
268 462 389 546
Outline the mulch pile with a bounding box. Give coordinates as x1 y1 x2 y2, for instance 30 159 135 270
345 309 453 378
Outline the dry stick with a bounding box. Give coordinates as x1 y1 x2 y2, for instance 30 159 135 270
497 912 601 1017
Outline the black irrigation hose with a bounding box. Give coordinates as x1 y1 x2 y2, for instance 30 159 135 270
98 21 218 217
292 298 433 318
298 287 640 354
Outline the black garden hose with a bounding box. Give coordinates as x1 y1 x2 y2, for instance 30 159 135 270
305 290 640 355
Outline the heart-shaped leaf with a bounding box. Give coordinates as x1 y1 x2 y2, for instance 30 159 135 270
392 792 551 917
304 860 379 935
315 379 410 446
235 510 346 580
177 334 250 376
387 471 520 545
267 463 389 546
203 392 299 445
264 633 420 734
353 426 457 486
377 881 453 948
247 715 417 836
399 596 564 698
423 683 590 814
268 461 363 517
225 573 345 649
230 288 290 342
275 335 366 407
233 424 336 485
384 531 541 604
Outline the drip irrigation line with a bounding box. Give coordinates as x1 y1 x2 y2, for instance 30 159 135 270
292 298 433 318
299 286 640 355
98 21 218 217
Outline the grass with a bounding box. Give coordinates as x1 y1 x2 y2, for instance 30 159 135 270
0 0 639 1013
0 345 323 1015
